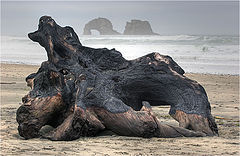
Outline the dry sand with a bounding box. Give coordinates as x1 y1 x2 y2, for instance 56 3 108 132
0 63 239 155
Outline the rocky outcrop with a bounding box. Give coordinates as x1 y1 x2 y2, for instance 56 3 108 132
83 18 159 35
83 18 120 35
123 20 159 35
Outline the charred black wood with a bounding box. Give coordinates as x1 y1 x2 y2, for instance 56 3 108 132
16 16 218 141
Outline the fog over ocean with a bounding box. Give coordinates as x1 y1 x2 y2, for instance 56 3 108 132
1 35 239 75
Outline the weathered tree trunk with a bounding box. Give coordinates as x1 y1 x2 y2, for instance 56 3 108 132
16 16 218 141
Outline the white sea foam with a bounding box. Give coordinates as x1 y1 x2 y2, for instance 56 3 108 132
1 35 239 75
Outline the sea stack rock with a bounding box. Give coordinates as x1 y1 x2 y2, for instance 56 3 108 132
83 17 120 35
123 20 159 35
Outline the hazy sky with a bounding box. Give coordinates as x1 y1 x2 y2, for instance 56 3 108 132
1 1 239 36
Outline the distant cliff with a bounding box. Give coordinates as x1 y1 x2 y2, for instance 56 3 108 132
123 20 159 35
83 18 159 35
83 18 120 35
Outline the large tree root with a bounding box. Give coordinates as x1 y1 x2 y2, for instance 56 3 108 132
16 16 218 141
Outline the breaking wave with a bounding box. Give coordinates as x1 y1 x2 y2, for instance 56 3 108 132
1 35 239 75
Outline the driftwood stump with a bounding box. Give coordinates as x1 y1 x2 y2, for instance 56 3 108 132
16 16 218 141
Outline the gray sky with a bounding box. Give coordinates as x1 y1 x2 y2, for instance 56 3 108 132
1 1 239 36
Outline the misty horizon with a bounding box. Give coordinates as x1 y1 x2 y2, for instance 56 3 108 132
1 1 239 36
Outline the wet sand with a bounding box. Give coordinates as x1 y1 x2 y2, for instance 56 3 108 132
0 63 239 155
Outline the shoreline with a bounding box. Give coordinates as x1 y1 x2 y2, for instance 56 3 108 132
1 62 239 76
0 63 239 155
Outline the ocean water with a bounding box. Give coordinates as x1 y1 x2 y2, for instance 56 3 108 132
1 35 239 75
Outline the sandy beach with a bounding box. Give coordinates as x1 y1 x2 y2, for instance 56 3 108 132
0 63 239 155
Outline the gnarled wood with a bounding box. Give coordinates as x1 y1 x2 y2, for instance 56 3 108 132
16 16 218 141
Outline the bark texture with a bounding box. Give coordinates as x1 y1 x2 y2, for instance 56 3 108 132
16 16 218 141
